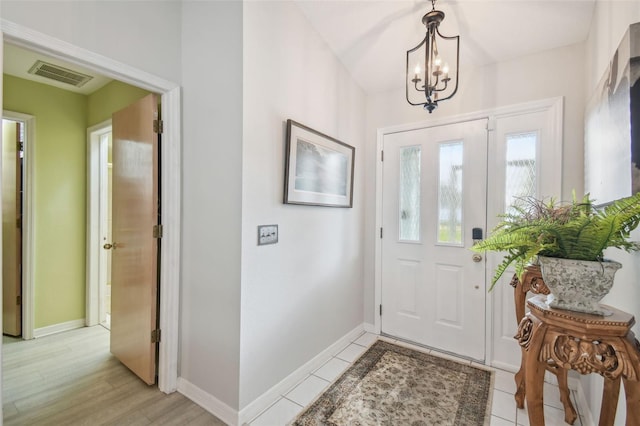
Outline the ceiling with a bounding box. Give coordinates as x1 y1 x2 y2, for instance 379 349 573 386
3 1 596 97
296 0 596 94
4 43 112 95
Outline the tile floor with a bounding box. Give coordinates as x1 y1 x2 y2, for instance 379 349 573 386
248 332 587 426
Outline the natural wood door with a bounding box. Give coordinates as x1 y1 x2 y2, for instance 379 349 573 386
2 120 22 336
110 94 159 385
381 119 488 360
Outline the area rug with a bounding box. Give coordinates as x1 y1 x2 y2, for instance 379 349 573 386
292 340 494 426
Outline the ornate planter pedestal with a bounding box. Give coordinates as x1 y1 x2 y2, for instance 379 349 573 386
538 256 622 316
516 295 640 426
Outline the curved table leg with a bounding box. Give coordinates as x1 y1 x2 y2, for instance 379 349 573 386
623 378 640 426
556 367 578 425
514 352 526 409
524 322 547 426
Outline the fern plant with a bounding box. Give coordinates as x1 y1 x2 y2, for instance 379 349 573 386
473 192 640 291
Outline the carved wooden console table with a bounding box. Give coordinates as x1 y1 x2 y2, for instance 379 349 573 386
511 267 577 424
517 295 640 425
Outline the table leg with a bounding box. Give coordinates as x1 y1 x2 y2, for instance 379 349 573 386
557 368 578 425
514 350 526 409
524 323 547 426
598 377 620 426
623 378 640 426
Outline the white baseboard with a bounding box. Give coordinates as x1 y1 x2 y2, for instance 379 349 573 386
33 319 85 338
238 324 365 425
490 361 519 374
176 324 367 426
571 377 595 426
363 322 376 333
177 378 239 426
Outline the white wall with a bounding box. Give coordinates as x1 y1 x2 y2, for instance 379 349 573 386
1 1 182 84
583 2 640 423
240 1 366 409
180 1 243 411
364 42 587 324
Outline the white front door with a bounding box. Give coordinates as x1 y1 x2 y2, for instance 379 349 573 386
381 119 488 361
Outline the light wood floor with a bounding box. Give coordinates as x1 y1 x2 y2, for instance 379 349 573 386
2 326 226 425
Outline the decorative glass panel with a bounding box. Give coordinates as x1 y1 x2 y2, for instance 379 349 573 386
399 146 421 241
438 142 463 244
505 132 537 212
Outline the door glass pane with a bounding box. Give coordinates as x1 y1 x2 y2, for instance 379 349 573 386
438 142 463 244
399 146 421 241
505 132 537 212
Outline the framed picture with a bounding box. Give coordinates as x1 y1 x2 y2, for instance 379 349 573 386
284 119 355 208
585 22 640 205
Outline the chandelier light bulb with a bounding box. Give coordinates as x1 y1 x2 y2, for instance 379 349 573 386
415 64 421 75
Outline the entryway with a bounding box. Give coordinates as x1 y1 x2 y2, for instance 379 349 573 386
376 98 564 367
381 119 488 361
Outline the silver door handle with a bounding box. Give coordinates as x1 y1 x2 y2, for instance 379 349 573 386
472 253 482 262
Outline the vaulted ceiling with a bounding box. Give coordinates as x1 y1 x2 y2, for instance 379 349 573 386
3 1 597 96
296 0 596 94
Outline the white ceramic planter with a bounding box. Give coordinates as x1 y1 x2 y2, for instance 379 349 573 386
538 256 622 316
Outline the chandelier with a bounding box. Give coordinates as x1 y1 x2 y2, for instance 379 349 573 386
406 0 460 113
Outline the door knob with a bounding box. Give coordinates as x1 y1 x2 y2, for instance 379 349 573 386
472 253 482 262
103 243 117 250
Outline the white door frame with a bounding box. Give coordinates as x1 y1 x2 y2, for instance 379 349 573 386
374 97 563 364
1 111 35 340
86 120 112 327
0 20 182 394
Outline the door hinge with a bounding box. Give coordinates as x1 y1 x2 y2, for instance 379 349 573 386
379 304 382 316
380 227 383 239
16 295 21 306
16 217 22 229
153 224 163 238
151 329 161 343
153 119 164 134
17 141 24 152
381 150 384 162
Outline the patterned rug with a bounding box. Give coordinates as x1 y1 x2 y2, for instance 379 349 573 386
292 340 494 426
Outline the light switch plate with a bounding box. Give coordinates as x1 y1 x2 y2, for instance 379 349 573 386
258 225 278 245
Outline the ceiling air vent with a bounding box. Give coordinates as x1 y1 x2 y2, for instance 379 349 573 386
28 60 93 88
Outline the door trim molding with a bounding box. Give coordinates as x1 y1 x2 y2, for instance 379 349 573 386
374 97 564 364
2 110 35 340
1 19 182 394
86 119 112 328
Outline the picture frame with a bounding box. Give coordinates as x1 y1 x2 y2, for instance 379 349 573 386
284 119 355 208
585 22 640 205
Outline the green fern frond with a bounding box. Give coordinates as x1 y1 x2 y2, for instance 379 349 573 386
474 192 640 291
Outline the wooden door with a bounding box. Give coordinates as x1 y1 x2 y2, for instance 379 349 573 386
110 94 159 385
381 119 488 360
2 120 22 336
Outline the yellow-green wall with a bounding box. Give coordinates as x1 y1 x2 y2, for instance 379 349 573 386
87 81 151 127
4 75 87 328
3 75 150 329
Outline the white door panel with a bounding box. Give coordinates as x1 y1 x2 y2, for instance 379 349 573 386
382 119 488 361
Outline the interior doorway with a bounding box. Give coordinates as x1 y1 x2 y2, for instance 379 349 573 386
88 122 113 330
1 21 182 394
